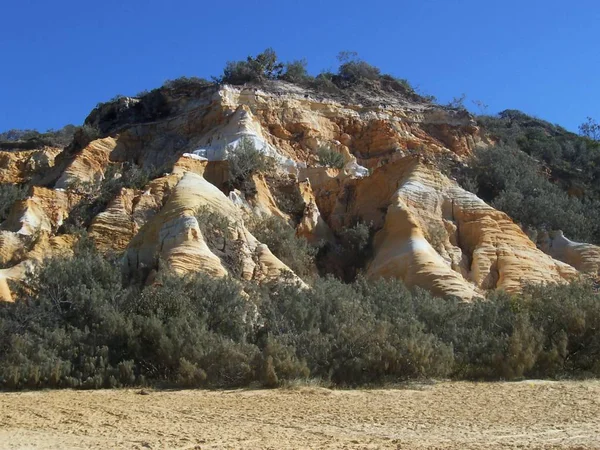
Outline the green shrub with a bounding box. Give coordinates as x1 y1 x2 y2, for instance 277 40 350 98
162 76 211 90
319 221 373 281
317 147 345 169
280 59 311 84
227 137 275 190
463 144 600 243
195 205 234 252
248 216 316 279
2 240 599 391
311 72 339 93
338 60 381 84
0 184 27 222
218 48 284 85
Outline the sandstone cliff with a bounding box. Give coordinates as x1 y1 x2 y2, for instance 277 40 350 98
0 80 596 301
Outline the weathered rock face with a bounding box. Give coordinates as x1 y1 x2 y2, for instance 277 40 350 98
0 81 596 301
0 147 61 184
55 137 117 189
125 171 304 286
540 231 600 278
365 161 577 299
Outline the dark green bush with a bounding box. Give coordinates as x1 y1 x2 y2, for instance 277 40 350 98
0 184 27 222
218 48 284 85
248 215 317 279
461 144 600 243
227 137 275 190
338 60 381 84
162 76 211 90
2 242 599 391
280 59 311 84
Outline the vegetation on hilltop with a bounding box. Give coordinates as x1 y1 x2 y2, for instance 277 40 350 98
0 124 78 150
212 48 427 101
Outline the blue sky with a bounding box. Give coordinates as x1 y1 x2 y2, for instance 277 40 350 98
1 0 599 132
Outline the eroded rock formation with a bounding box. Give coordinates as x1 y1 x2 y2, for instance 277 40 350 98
1 81 596 301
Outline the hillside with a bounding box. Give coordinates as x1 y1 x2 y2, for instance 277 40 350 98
1 51 600 389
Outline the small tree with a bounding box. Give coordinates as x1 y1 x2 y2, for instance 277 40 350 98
579 117 600 140
280 59 310 83
219 48 284 85
447 93 467 109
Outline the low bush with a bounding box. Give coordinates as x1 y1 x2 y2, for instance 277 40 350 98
227 137 274 191
0 184 27 222
458 144 600 243
1 244 599 391
317 147 345 169
218 48 284 85
280 59 312 84
248 216 317 279
162 76 211 90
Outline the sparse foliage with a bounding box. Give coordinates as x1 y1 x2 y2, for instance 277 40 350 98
227 137 274 189
579 117 600 140
317 147 345 169
447 93 467 109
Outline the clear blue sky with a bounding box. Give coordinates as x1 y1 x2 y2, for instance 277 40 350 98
1 0 599 132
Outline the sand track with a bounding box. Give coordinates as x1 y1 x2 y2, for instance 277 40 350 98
1 381 599 449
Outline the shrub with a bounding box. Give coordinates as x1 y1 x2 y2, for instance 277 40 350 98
0 184 27 222
317 147 345 169
2 240 599 391
338 60 381 84
319 221 373 281
261 276 454 384
218 48 284 85
162 76 211 90
280 59 311 84
464 144 600 243
248 216 317 279
267 176 306 218
195 205 234 252
227 137 275 189
379 74 419 97
311 72 339 93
